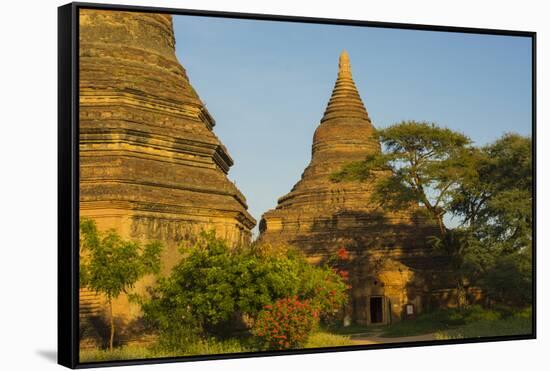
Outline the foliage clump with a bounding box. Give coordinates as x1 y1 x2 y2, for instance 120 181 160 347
140 231 348 351
79 218 163 350
252 297 318 350
332 121 532 309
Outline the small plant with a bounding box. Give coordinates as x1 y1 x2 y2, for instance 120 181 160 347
253 297 319 350
79 218 163 350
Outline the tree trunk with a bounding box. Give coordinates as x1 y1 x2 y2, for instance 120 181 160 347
435 214 447 239
108 297 115 351
456 280 466 309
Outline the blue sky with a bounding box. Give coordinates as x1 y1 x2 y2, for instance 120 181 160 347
172 15 532 233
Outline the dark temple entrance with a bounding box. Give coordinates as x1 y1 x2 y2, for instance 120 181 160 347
370 296 383 324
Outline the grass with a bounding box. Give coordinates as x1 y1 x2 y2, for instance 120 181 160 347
80 331 355 362
305 331 354 348
80 346 172 362
381 306 532 339
80 307 532 362
80 337 253 363
185 337 254 354
380 311 459 337
435 313 532 340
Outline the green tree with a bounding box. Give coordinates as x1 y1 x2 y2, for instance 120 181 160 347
79 218 163 350
331 120 473 237
483 249 532 306
332 123 532 308
451 134 532 306
452 133 532 252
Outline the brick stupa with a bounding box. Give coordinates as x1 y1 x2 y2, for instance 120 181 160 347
79 10 255 345
260 51 443 324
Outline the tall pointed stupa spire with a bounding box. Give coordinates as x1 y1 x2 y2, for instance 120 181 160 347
321 50 370 123
260 50 384 236
338 49 352 78
258 50 381 204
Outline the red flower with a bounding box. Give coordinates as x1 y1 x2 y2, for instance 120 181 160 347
253 297 319 351
337 247 350 260
338 269 349 280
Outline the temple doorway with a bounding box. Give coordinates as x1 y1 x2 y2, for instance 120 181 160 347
370 296 383 324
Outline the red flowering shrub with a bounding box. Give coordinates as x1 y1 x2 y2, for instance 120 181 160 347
252 297 318 350
331 247 351 285
307 268 349 321
299 246 353 324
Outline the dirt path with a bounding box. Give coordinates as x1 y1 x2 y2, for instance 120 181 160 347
349 329 437 345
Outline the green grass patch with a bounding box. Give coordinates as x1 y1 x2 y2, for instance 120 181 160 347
435 312 532 340
79 337 253 363
80 307 532 362
304 331 354 348
80 332 354 362
381 310 460 337
80 345 173 363
381 306 531 339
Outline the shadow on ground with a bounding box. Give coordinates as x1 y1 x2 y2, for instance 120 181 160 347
36 350 57 363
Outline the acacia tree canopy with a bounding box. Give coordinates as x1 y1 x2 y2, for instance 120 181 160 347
451 133 532 253
331 121 532 307
331 120 474 237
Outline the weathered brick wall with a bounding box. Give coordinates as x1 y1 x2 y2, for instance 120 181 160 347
78 9 256 347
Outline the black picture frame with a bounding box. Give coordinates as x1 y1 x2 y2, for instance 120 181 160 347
58 2 537 368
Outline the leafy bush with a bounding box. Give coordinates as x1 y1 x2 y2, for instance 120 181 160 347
300 263 349 322
140 297 201 352
140 231 348 351
252 297 318 350
482 249 532 307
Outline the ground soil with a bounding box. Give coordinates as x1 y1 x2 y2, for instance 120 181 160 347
348 328 437 345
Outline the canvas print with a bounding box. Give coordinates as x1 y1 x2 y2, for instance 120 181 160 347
76 8 533 364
